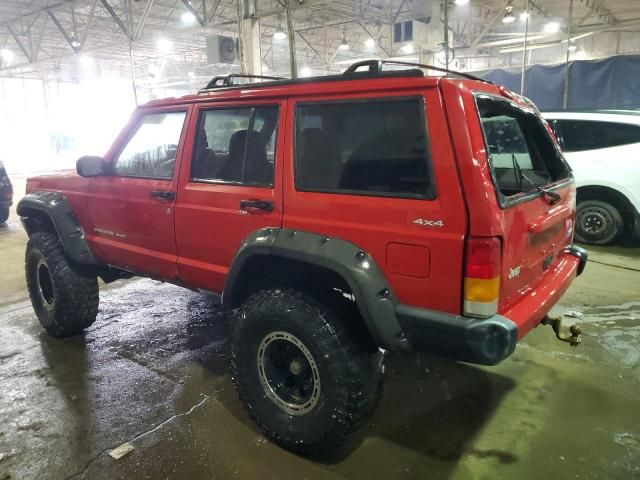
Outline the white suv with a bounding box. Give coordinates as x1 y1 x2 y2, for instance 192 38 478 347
543 111 640 245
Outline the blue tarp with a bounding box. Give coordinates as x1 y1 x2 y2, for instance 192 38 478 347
474 54 640 111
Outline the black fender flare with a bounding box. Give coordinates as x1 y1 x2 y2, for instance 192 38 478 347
17 191 99 266
224 227 410 350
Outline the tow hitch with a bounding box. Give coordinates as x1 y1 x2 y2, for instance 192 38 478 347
541 315 582 347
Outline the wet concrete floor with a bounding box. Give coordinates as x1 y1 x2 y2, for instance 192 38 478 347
1 176 639 479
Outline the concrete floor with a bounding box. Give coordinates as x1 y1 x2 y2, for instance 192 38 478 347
1 176 639 480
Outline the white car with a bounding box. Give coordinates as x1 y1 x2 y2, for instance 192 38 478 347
543 111 640 245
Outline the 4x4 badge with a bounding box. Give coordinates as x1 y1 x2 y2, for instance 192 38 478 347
413 218 444 227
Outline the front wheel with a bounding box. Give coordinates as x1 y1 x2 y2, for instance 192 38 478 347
230 289 383 455
25 231 99 337
575 200 624 245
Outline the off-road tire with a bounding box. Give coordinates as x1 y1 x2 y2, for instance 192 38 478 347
575 199 624 245
230 288 383 455
0 206 8 224
25 231 99 337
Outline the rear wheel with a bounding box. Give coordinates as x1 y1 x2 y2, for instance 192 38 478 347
231 289 383 455
575 200 624 245
25 231 99 337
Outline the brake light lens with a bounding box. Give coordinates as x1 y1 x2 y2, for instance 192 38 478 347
464 236 501 318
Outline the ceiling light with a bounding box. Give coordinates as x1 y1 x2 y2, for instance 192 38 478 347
79 55 94 67
568 42 578 51
188 71 195 78
1 49 15 64
454 0 469 5
519 11 530 21
70 37 81 48
365 38 375 48
181 11 196 24
300 66 312 77
544 21 560 33
401 43 415 54
157 38 173 53
502 6 516 24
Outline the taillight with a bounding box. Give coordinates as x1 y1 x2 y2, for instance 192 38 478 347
464 236 501 318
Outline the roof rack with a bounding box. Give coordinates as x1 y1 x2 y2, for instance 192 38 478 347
199 73 285 92
196 59 491 95
343 59 494 84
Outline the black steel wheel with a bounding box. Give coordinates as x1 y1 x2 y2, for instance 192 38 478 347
25 231 99 337
231 288 383 455
575 200 624 245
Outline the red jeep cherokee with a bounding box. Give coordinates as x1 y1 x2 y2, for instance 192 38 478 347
18 61 587 454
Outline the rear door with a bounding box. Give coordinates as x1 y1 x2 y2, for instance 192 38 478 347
174 101 284 293
475 94 575 312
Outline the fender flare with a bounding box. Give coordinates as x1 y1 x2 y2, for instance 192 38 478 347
17 191 99 266
224 227 409 350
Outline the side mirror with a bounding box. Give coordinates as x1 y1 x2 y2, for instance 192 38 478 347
76 156 105 177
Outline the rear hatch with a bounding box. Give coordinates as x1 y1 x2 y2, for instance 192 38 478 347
475 93 575 313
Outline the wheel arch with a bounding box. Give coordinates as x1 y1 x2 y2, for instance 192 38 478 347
17 191 99 266
224 228 409 350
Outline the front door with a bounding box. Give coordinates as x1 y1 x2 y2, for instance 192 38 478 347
86 108 189 280
174 101 284 292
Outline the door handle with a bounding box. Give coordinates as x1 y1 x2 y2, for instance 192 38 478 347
240 199 274 213
150 190 175 201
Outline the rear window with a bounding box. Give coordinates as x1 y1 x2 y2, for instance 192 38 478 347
477 95 570 202
554 119 640 152
295 98 433 199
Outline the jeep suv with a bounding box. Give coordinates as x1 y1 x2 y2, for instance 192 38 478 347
18 60 587 455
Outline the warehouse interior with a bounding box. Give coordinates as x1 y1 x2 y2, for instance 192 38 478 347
1 1 639 479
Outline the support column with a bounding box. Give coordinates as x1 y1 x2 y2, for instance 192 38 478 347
239 0 261 75
240 16 262 75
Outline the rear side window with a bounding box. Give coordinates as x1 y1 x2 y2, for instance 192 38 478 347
477 95 570 202
191 106 278 187
555 120 640 152
295 98 433 199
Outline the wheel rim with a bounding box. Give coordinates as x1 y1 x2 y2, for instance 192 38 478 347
257 331 321 416
577 206 615 241
36 258 54 308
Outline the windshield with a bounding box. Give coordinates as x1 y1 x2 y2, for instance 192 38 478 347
477 95 571 202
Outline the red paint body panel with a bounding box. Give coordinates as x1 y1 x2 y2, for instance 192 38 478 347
24 72 581 344
173 100 286 292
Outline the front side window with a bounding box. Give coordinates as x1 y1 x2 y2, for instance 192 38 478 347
477 96 570 201
191 106 278 186
114 112 186 179
295 98 433 199
556 120 640 152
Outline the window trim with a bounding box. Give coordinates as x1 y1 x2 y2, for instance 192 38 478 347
293 95 436 200
111 109 188 181
473 93 573 209
189 104 279 189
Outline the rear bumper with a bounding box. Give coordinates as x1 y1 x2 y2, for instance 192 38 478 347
394 245 587 365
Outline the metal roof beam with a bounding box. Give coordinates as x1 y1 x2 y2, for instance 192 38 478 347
7 26 33 63
180 0 206 27
46 9 81 53
98 0 129 36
